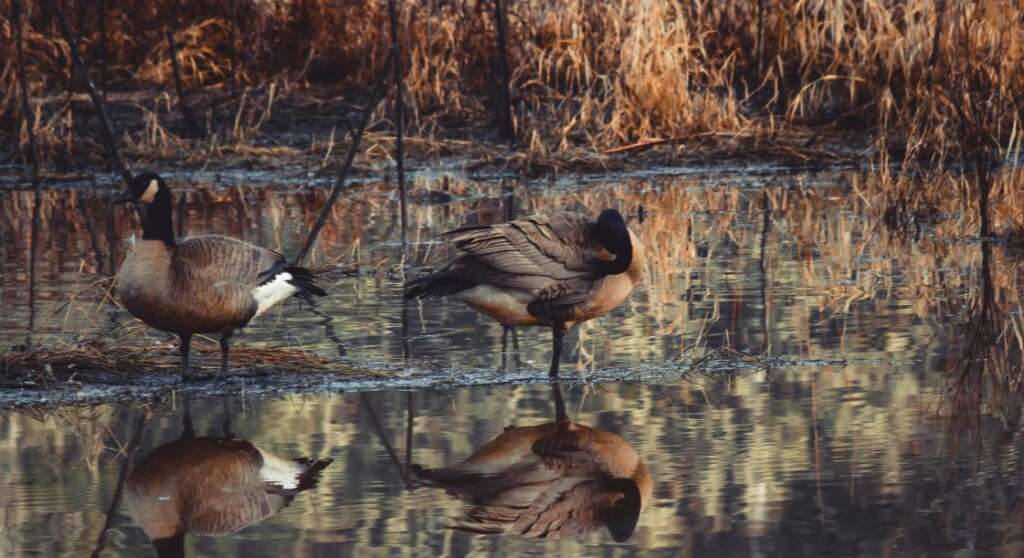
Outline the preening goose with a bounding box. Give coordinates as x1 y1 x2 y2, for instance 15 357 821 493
125 407 330 557
114 173 326 377
413 383 652 542
405 209 642 377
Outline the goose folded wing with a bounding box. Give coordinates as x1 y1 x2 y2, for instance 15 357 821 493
174 235 284 287
511 474 615 539
443 214 610 292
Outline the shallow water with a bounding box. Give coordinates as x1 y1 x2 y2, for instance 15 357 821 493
1 167 1023 556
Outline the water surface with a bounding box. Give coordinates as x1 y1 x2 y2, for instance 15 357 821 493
1 168 1022 556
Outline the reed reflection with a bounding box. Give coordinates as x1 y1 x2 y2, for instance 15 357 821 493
413 383 652 542
946 241 1024 440
124 401 331 557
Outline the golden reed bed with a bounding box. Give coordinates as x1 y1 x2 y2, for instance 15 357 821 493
2 1 1021 177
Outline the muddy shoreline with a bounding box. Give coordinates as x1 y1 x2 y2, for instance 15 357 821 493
0 351 826 411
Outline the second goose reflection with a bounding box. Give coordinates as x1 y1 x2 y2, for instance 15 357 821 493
413 383 652 542
125 402 331 557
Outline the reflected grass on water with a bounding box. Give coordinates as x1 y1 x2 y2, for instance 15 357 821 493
1 169 1024 555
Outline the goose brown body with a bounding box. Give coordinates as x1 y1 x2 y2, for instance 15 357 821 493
118 235 281 335
126 435 329 556
405 210 642 376
414 386 652 541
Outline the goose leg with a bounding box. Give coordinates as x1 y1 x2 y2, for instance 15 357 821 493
502 326 517 369
549 326 566 378
222 398 233 437
501 327 509 370
511 327 522 368
179 333 192 378
219 330 234 374
181 395 194 439
551 380 568 422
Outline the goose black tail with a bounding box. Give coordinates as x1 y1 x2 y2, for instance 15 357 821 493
284 266 328 297
404 272 473 299
294 457 333 492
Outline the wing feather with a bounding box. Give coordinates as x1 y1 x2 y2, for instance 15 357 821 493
173 235 283 288
440 213 611 304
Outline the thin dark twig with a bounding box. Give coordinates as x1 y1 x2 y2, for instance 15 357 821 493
78 198 107 275
305 297 347 357
756 0 767 76
97 0 108 101
105 198 118 279
90 413 147 558
361 393 413 489
165 27 203 138
13 0 41 178
295 51 394 265
551 381 568 422
493 0 514 142
388 0 408 258
229 0 239 97
13 0 43 347
759 189 771 355
929 0 948 68
49 0 133 188
405 392 414 478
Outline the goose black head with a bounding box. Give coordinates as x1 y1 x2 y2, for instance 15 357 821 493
113 172 167 205
595 209 630 255
593 209 633 274
116 172 176 246
603 477 643 542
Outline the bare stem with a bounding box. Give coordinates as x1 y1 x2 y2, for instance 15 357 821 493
493 0 514 143
49 0 132 187
165 27 203 137
388 0 408 258
13 0 43 347
295 51 395 265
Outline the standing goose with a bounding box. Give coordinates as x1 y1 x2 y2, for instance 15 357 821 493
404 209 642 376
114 173 326 377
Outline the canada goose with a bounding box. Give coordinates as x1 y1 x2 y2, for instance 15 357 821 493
413 383 652 542
404 209 641 377
113 173 326 377
125 407 331 557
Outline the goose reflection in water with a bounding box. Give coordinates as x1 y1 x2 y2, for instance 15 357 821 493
413 383 652 542
124 402 331 557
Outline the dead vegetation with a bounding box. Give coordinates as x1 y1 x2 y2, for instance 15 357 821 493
944 242 1024 447
1 0 1021 176
1 327 381 388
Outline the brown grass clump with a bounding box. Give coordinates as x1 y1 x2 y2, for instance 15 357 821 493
1 331 379 385
1 0 1021 173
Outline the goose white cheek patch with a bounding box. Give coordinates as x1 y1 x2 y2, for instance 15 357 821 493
138 179 159 203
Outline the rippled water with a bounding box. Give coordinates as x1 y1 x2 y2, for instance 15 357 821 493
1 167 1023 556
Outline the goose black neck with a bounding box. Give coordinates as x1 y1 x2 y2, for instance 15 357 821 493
142 189 176 247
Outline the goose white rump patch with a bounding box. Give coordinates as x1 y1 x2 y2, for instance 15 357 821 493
252 272 299 318
257 449 305 490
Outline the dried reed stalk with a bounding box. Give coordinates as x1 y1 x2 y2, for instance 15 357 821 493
296 51 395 265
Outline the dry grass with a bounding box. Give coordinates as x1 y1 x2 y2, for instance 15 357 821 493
1 1 1021 175
1 330 379 384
